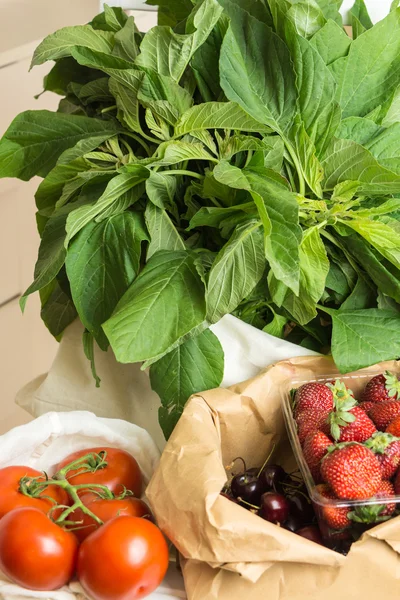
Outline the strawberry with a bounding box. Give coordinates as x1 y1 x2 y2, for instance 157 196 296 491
348 480 396 524
303 432 332 482
394 469 400 495
323 406 376 443
315 484 351 530
294 382 334 418
362 371 400 404
386 415 400 437
296 408 330 445
365 432 400 479
369 402 400 431
320 443 381 500
359 401 375 415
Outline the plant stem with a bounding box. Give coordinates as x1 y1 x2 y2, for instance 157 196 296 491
101 105 117 114
163 170 203 180
284 139 306 197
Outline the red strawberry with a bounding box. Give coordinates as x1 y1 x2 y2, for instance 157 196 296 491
323 406 376 443
296 408 330 445
321 443 381 500
303 432 333 482
394 469 400 495
365 432 400 479
294 382 334 418
369 402 400 431
386 415 400 437
362 371 400 404
359 401 375 415
348 480 396 524
315 484 351 530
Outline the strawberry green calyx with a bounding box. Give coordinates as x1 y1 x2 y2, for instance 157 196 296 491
327 380 357 411
348 504 392 525
326 409 356 442
324 441 358 456
383 371 400 399
365 431 400 454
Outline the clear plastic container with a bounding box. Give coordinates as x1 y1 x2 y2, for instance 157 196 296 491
281 367 400 551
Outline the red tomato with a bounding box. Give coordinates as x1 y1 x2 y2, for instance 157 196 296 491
71 493 152 542
0 507 78 590
57 447 142 497
77 516 169 600
0 466 69 519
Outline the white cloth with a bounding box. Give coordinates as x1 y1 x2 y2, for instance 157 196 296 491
0 412 183 600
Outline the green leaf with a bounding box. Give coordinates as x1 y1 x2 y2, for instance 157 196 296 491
104 4 128 32
151 141 216 166
340 275 376 311
146 171 177 209
66 212 147 349
218 1 296 132
31 26 114 67
109 72 144 134
0 111 120 181
382 86 400 127
113 17 140 62
145 202 185 259
146 0 194 28
191 24 225 101
340 232 400 304
365 123 400 174
136 0 222 82
139 70 193 116
310 20 351 65
206 221 265 322
77 78 113 104
174 101 268 137
188 203 256 230
289 116 324 197
336 117 381 147
245 168 302 294
263 309 287 338
287 2 326 38
65 169 149 245
281 227 329 324
315 0 343 24
324 308 400 372
289 33 341 157
350 0 373 39
82 331 101 388
342 218 400 272
337 10 400 118
41 57 102 96
40 279 77 338
103 250 206 363
322 138 400 194
70 46 134 72
150 328 224 439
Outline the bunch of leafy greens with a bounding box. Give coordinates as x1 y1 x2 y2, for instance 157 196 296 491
2 0 400 438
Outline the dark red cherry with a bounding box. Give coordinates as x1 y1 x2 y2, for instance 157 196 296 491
259 465 287 492
259 492 290 524
296 525 323 545
231 471 263 505
288 492 315 523
282 514 304 533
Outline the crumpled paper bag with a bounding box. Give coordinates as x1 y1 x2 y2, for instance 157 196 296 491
15 317 316 451
147 356 400 600
0 410 162 600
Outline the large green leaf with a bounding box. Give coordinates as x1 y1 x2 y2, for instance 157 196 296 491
31 26 114 67
174 102 268 137
206 221 265 322
146 0 194 28
70 46 133 72
150 328 224 439
145 171 177 209
188 203 256 230
382 86 400 127
218 1 296 132
191 24 225 101
281 227 329 324
342 217 400 272
66 212 148 349
109 73 144 134
337 9 400 118
65 168 149 245
286 2 326 38
113 17 139 62
40 280 77 338
322 138 400 193
103 251 206 363
310 19 351 65
336 116 381 147
324 308 400 373
135 0 222 82
245 168 302 294
145 203 185 259
0 111 120 181
289 33 341 156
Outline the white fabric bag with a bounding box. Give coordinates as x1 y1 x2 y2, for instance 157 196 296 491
16 317 316 451
0 411 185 600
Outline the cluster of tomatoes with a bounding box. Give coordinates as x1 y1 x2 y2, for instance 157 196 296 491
0 447 169 600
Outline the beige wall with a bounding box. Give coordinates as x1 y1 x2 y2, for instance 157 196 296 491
0 1 99 434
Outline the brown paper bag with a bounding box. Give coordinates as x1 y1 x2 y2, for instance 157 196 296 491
147 356 400 600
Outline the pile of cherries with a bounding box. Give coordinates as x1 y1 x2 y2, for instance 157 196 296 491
221 457 323 545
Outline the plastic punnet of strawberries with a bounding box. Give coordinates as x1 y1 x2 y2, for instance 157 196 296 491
292 371 400 551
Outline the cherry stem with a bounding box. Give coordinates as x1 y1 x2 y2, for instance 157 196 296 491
238 497 260 510
227 457 247 474
257 443 276 479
